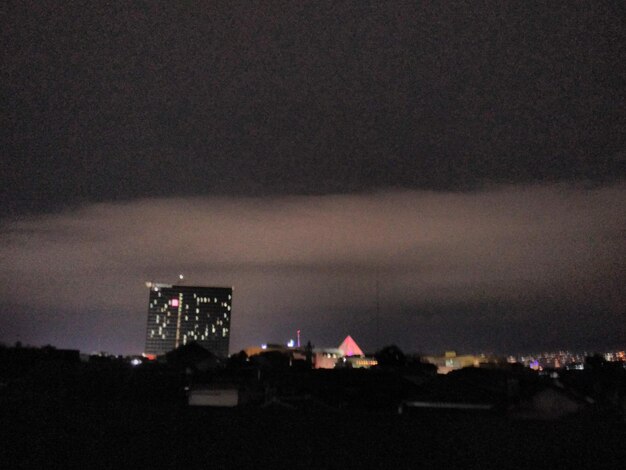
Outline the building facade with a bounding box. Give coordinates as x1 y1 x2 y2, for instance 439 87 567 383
145 283 232 357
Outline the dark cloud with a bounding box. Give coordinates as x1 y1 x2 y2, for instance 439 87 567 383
1 184 624 354
2 2 624 215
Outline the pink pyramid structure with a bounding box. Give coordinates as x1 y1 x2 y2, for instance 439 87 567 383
338 335 364 357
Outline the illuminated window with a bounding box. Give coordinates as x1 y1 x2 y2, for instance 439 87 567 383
171 298 179 307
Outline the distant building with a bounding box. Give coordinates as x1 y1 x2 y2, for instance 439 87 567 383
422 351 497 374
338 335 364 357
313 348 343 369
321 336 377 369
242 335 378 369
145 282 232 358
337 355 379 369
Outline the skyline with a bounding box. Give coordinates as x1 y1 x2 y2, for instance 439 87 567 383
1 3 624 355
1 184 624 355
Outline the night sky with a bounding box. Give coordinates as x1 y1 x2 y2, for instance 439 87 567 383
1 2 624 355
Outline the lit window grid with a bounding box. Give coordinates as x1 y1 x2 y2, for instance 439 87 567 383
145 286 232 357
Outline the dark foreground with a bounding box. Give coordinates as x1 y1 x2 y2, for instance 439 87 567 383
1 353 625 469
2 398 625 470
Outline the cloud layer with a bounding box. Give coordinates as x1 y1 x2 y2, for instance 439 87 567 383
1 184 624 354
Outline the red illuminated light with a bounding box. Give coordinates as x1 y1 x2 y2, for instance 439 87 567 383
171 298 179 307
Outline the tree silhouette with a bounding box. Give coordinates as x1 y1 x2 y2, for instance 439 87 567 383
226 350 248 370
375 345 406 368
305 341 314 369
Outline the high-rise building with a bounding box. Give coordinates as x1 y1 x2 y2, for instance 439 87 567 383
145 282 232 357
